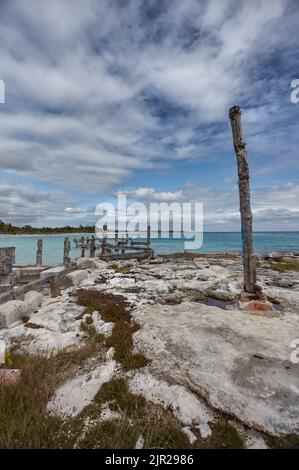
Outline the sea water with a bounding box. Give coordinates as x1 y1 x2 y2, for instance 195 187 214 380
0 232 298 266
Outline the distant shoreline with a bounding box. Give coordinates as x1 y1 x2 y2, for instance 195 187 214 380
1 230 299 236
0 232 94 237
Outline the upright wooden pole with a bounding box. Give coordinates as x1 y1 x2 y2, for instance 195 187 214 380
90 236 95 258
63 237 71 267
229 106 257 295
115 229 119 253
81 237 85 258
102 225 107 256
36 239 43 267
147 225 151 249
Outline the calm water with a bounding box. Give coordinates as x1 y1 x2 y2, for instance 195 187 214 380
0 232 298 266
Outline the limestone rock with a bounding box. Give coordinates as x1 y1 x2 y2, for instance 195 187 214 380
47 360 116 417
24 291 43 311
132 301 299 435
40 266 66 280
65 270 89 287
0 300 27 328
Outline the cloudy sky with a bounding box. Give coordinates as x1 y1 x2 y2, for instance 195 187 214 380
0 0 298 230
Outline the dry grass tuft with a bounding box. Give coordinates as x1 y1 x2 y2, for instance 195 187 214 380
95 378 146 416
75 289 130 322
0 354 69 448
206 420 245 449
75 289 148 370
268 261 299 273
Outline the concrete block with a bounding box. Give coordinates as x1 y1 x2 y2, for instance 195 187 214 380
40 266 66 280
0 300 27 328
0 291 43 328
65 270 88 287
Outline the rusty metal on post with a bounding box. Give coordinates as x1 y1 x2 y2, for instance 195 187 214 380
229 106 258 295
81 237 85 258
36 239 43 267
63 237 71 267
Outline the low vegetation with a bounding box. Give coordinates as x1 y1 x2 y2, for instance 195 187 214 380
0 350 260 449
207 420 245 449
266 434 299 449
111 265 132 274
75 289 148 370
1 288 289 449
0 353 70 449
268 261 299 273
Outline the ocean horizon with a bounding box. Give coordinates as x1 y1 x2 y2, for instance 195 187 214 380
1 231 298 266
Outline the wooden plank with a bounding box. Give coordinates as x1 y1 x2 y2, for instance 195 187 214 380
99 251 152 261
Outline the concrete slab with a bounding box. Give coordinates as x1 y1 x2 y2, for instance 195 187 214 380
40 266 66 280
65 270 89 287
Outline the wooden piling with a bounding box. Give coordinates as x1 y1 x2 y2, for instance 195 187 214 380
90 236 95 258
229 106 258 295
115 229 119 253
102 225 107 256
63 237 71 267
36 239 43 267
81 237 85 258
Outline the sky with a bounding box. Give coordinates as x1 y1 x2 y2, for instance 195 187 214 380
0 0 298 231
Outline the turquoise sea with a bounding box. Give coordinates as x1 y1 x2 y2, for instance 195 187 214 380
0 232 298 267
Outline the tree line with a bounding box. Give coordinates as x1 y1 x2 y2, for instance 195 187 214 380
0 220 95 235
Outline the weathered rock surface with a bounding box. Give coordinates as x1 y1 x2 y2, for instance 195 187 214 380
0 300 28 328
40 266 66 280
132 301 299 435
47 358 116 417
65 270 89 287
128 370 214 438
1 254 298 440
0 290 43 328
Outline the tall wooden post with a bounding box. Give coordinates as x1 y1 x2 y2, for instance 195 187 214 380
102 225 107 256
90 236 95 258
115 229 119 253
147 225 151 249
63 237 71 267
229 106 258 295
81 237 85 258
36 239 43 267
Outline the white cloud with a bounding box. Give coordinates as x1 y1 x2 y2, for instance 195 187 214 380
117 187 185 202
0 0 297 227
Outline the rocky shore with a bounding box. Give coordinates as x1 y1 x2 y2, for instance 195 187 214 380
0 252 298 448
